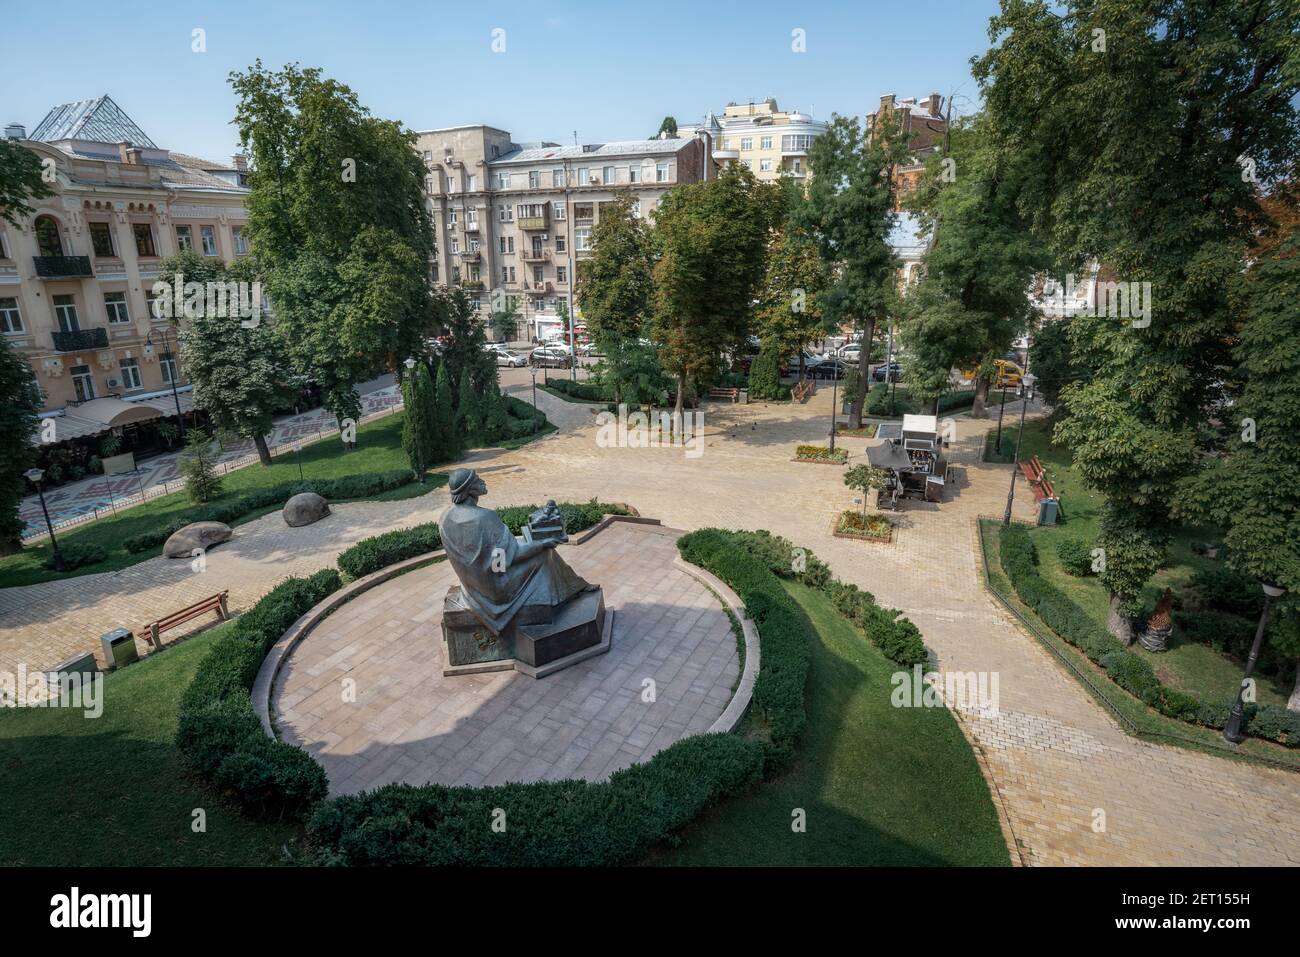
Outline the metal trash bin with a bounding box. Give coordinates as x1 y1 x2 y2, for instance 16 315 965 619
1037 497 1060 527
101 627 138 669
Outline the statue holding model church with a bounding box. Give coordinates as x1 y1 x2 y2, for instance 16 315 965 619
437 469 609 677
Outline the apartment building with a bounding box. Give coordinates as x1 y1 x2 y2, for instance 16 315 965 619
688 99 825 182
415 125 711 340
867 93 948 205
1 95 249 429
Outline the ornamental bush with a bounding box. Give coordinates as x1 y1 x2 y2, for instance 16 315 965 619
1054 537 1094 576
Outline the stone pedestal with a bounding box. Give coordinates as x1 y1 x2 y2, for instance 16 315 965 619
441 585 609 677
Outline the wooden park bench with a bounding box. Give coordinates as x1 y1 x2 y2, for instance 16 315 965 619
708 387 740 402
1018 455 1059 503
791 379 815 404
136 591 230 651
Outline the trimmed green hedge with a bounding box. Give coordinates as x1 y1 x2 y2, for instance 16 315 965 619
335 500 632 581
175 568 342 819
124 471 415 553
998 524 1300 748
543 378 611 403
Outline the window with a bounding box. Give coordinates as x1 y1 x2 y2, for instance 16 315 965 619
781 134 813 152
517 203 546 220
446 176 456 193
200 225 218 256
71 364 95 402
145 292 162 320
498 235 514 254
54 295 79 331
602 166 615 184
160 352 177 385
533 265 544 283
119 357 142 390
740 137 753 151
448 209 458 225
467 174 477 191
175 225 194 251
232 226 248 256
466 208 478 227
529 171 540 188
468 238 480 253
656 162 670 182
552 168 565 187
452 267 461 283
104 291 130 324
423 150 433 162
556 266 567 283
575 227 592 252
0 297 22 333
791 158 803 174
577 168 590 185
495 172 510 189
425 176 433 193
759 158 773 172
133 224 157 257
555 235 566 253
0 231 8 259
498 205 513 223
89 222 116 258
449 237 459 255
35 216 63 257
628 165 640 183
500 266 515 283
552 202 566 221
761 136 773 150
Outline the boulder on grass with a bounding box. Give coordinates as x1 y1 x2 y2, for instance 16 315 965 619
283 492 330 527
163 521 232 559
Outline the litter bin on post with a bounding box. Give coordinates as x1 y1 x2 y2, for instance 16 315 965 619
1037 497 1060 527
101 627 138 670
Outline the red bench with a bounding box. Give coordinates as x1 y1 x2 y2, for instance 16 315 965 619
136 591 230 651
1018 455 1058 503
708 387 740 402
791 379 815 404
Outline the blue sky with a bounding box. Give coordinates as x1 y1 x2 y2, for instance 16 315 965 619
6 0 1000 163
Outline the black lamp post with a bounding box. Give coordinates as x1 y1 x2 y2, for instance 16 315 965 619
25 468 64 572
145 325 186 443
1223 582 1287 744
1002 373 1037 525
995 379 1009 453
530 366 539 433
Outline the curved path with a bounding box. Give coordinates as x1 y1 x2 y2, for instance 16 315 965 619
3 384 1298 865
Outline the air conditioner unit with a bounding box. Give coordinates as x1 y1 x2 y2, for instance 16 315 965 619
540 234 548 240
106 377 121 389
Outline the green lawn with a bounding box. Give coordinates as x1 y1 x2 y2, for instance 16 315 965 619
0 623 300 865
656 580 1011 866
998 417 1289 707
4 412 468 588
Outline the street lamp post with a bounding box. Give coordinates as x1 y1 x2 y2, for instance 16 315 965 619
828 365 839 452
24 468 64 572
1002 373 1037 525
146 325 186 443
1223 582 1287 744
530 366 539 433
995 378 1009 453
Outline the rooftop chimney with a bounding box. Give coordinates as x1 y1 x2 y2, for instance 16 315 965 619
117 141 142 164
880 94 896 111
232 153 248 171
924 93 944 116
5 122 25 140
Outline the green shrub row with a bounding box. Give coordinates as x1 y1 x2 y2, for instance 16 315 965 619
45 543 106 571
175 568 342 819
334 500 632 581
543 378 611 402
998 524 1299 747
124 471 415 553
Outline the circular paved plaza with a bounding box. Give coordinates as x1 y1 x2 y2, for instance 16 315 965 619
270 521 741 794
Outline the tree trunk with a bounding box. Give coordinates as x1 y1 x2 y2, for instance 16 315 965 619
798 352 806 383
673 374 685 436
254 433 272 467
971 376 990 419
1108 593 1136 646
850 319 875 429
1288 664 1300 713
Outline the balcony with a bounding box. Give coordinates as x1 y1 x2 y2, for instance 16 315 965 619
518 212 549 231
459 250 481 263
463 220 480 232
52 327 108 352
34 255 93 279
520 248 551 263
712 147 739 161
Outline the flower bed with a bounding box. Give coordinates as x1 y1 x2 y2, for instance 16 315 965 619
833 423 879 438
794 444 848 464
833 510 893 542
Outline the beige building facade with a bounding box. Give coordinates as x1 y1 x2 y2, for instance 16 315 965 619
688 99 825 183
1 96 250 416
415 125 711 339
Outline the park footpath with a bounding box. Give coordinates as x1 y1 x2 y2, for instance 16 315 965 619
1 384 1298 866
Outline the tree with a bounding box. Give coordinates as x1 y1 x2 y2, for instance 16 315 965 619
456 368 482 445
577 195 654 344
1027 317 1085 411
162 253 297 466
844 465 889 516
229 61 434 436
1176 232 1300 706
179 432 224 504
755 222 831 382
653 117 678 140
432 362 460 460
651 165 774 419
747 346 783 401
975 0 1300 640
900 115 1045 416
0 337 42 553
400 361 437 481
797 113 908 429
0 138 53 227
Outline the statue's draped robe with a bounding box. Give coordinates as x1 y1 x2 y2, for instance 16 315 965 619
439 502 591 635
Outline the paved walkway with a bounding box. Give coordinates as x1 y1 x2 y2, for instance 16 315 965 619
274 523 738 793
3 384 1298 865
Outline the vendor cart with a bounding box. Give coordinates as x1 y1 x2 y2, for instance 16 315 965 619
866 414 949 507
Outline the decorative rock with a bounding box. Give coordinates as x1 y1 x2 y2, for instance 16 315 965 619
282 492 330 527
163 521 232 559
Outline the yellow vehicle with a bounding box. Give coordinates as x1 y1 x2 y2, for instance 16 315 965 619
959 359 1023 387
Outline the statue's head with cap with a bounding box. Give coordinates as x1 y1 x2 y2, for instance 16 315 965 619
448 468 488 505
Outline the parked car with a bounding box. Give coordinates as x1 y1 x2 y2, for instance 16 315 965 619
493 348 526 368
529 346 573 368
807 356 851 380
872 362 905 383
837 343 862 363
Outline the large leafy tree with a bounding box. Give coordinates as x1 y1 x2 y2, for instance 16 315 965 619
1176 232 1300 707
158 251 297 466
975 0 1300 640
229 61 434 435
0 139 52 227
755 221 831 382
650 165 774 418
796 113 907 428
0 337 41 553
901 115 1045 415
